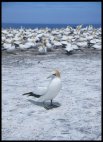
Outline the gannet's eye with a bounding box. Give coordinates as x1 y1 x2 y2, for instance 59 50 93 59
53 73 56 76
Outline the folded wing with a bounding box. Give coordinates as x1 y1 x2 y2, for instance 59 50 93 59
22 87 47 98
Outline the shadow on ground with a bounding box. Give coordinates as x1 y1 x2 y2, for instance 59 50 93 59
28 99 61 110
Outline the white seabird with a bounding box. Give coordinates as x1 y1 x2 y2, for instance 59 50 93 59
38 39 47 54
23 70 62 109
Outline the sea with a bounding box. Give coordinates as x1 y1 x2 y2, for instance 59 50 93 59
2 23 101 29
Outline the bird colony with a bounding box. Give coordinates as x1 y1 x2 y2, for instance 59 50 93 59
2 25 101 54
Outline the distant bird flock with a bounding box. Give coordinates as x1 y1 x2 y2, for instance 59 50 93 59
2 25 101 54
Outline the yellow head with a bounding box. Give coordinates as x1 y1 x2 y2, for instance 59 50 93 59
52 69 61 78
47 69 61 79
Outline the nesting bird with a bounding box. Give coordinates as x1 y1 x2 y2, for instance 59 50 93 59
38 39 47 54
2 25 101 53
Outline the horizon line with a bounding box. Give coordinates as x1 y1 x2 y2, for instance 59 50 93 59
2 22 101 25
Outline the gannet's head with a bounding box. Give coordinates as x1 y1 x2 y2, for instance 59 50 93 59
52 70 60 78
47 69 61 79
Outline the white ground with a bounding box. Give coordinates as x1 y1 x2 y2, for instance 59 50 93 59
2 51 101 140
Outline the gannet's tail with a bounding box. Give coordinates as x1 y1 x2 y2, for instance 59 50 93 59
22 92 41 98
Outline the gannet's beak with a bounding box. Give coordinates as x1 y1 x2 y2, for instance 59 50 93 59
47 74 53 79
47 73 56 79
47 70 60 79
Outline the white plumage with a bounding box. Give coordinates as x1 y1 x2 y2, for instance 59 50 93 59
23 70 62 109
39 76 61 102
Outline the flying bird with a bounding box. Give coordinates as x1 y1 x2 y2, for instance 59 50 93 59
23 70 62 109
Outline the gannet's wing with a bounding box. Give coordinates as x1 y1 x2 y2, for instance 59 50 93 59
22 87 47 98
34 87 47 96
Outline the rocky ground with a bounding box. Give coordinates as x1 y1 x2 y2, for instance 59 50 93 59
2 49 101 140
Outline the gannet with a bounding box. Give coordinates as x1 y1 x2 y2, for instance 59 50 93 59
3 41 15 52
23 70 62 109
38 39 47 54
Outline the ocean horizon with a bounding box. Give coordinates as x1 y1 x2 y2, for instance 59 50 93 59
2 23 101 29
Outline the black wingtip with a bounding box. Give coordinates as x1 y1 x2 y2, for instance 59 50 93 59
22 92 33 95
31 94 41 98
22 92 41 98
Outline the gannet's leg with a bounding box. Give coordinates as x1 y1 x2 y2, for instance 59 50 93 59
43 100 60 110
43 101 54 110
50 99 60 108
50 100 53 106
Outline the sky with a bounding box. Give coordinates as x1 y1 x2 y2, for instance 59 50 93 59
2 2 101 24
